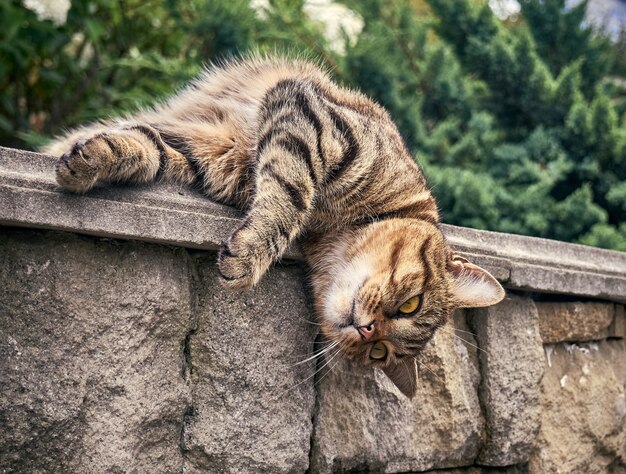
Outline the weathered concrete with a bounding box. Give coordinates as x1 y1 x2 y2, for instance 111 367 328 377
0 228 193 473
537 302 615 343
310 311 485 473
2 145 626 302
469 297 545 466
182 256 316 473
532 340 626 473
0 146 244 254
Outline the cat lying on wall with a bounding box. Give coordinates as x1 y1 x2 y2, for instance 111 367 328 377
44 55 505 398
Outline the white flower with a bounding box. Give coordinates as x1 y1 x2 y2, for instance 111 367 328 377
249 0 363 54
303 0 364 54
22 0 71 26
250 0 270 20
489 0 520 20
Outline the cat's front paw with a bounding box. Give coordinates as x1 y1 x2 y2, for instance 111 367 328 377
217 226 272 290
55 136 110 192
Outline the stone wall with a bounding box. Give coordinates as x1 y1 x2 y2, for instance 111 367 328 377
1 146 625 473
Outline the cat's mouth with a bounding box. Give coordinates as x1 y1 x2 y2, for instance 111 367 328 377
333 322 393 366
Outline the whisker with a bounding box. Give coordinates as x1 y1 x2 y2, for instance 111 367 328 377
274 369 318 400
276 346 342 399
453 334 489 355
417 362 446 387
299 318 322 326
282 338 340 362
313 348 343 387
282 339 336 358
287 341 339 367
440 328 489 355
278 334 349 398
440 324 471 336
450 327 478 337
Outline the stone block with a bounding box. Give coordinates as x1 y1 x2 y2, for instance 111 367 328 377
310 310 484 473
530 340 626 473
0 228 193 473
181 256 316 473
537 302 614 343
468 296 545 466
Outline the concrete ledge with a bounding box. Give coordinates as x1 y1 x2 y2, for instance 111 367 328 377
2 146 626 303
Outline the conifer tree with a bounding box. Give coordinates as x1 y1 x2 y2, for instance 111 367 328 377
425 0 626 250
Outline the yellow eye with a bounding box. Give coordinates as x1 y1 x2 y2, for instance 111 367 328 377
370 341 387 360
398 295 421 315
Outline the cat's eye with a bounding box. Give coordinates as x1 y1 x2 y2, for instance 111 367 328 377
370 341 387 360
397 295 421 316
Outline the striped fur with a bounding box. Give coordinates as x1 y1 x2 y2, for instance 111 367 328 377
45 55 504 397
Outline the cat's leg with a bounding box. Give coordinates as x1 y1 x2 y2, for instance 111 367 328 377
48 119 253 204
47 123 181 192
217 80 325 289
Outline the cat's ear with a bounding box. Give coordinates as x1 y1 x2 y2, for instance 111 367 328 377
382 357 418 398
447 255 505 308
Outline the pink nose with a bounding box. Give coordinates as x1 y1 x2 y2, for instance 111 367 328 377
357 323 376 341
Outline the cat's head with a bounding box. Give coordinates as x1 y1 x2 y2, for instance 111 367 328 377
312 219 504 398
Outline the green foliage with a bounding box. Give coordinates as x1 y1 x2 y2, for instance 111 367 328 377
425 0 626 250
2 0 626 251
0 0 204 148
520 0 613 96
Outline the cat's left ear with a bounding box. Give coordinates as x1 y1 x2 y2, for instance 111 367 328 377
447 255 505 308
382 357 418 398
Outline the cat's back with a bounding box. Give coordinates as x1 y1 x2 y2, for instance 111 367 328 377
152 54 389 130
155 55 331 120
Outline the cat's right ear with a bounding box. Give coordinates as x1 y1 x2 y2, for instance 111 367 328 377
447 255 505 308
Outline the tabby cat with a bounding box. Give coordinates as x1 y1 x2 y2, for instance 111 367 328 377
44 55 505 398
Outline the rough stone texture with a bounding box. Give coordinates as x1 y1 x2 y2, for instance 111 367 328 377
531 340 626 473
537 302 615 343
0 228 193 473
181 256 316 473
468 296 545 466
3 145 626 302
421 466 528 473
310 310 485 473
0 229 317 473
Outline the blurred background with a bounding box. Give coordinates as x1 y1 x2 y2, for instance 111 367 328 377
1 0 625 250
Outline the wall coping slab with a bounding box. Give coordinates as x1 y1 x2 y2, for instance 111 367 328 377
2 145 626 303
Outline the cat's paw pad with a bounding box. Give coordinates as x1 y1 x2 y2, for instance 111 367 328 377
55 135 111 192
217 228 271 290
